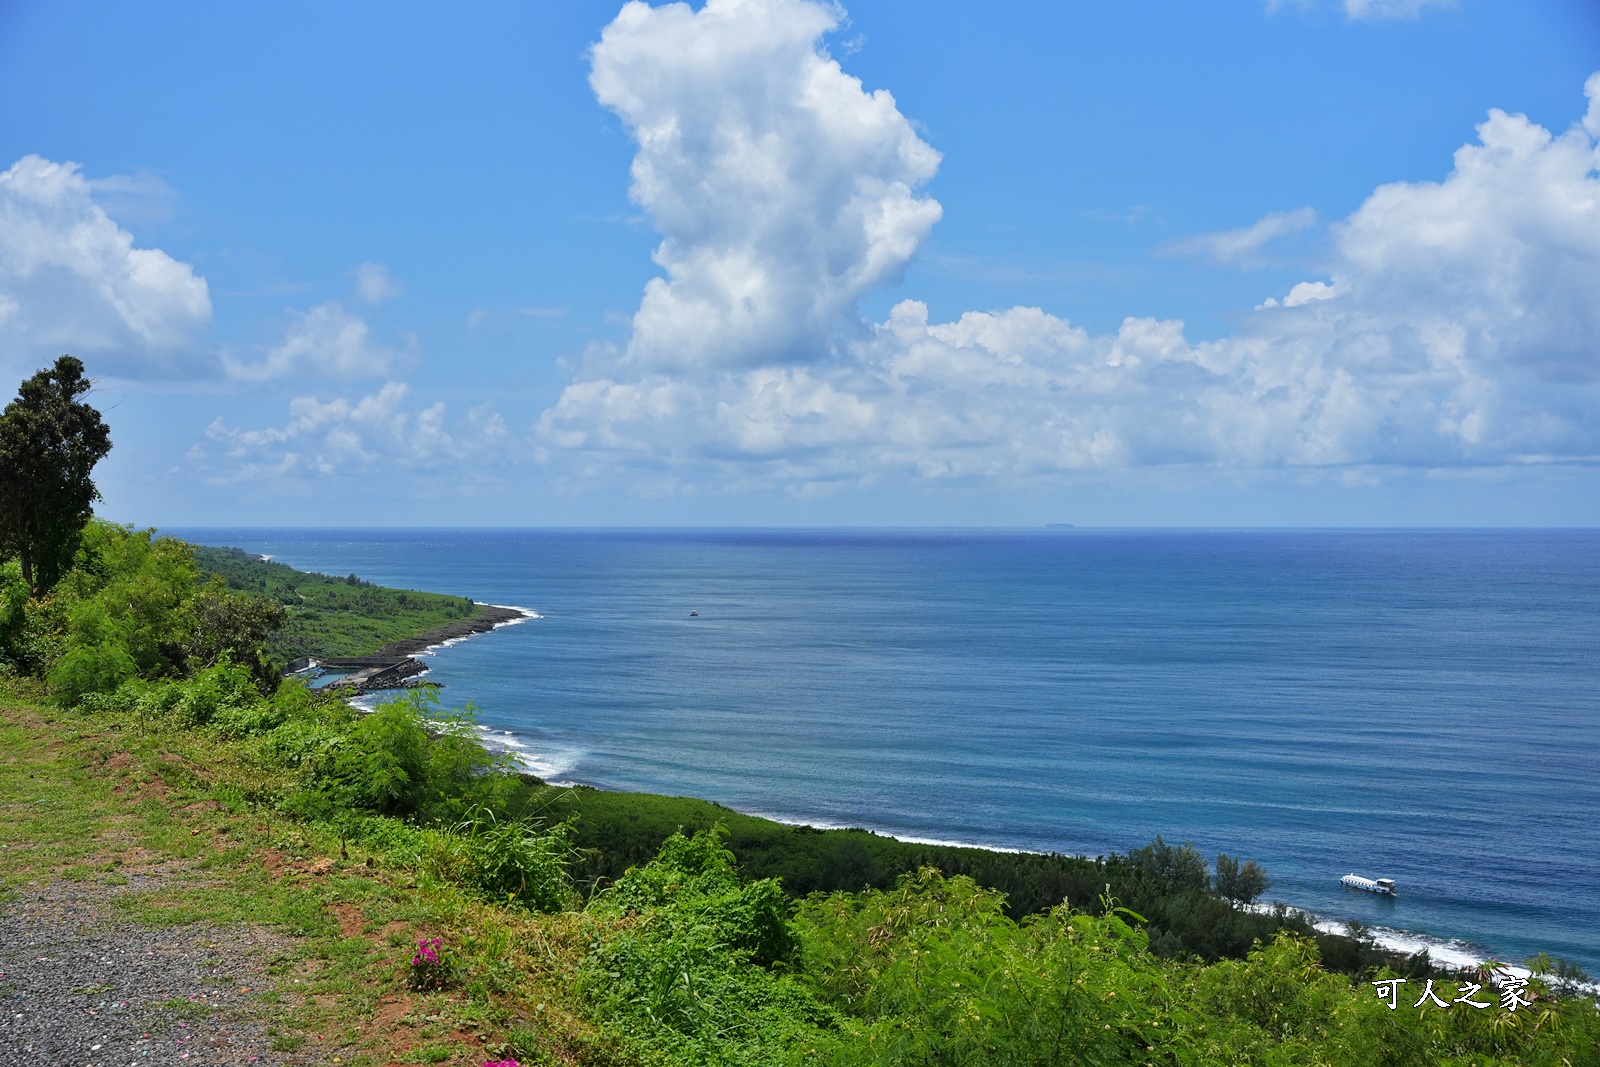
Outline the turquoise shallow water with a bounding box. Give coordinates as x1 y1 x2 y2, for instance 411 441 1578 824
170 527 1600 972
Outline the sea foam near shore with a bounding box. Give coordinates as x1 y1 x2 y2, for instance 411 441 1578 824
415 604 541 656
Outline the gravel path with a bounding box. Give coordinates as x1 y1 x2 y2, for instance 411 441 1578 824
0 881 299 1067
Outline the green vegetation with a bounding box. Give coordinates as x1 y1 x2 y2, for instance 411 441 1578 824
3 521 288 694
190 544 479 663
549 788 1375 969
2 361 1595 1064
3 530 1593 1065
0 355 113 594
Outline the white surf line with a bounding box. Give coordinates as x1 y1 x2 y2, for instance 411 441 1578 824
327 603 539 708
691 797 1598 978
415 603 542 657
728 808 1035 854
469 723 585 782
1234 899 1598 987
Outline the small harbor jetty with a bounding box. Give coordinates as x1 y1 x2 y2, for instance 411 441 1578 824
320 654 432 693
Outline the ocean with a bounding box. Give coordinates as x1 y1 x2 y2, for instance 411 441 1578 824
168 527 1600 974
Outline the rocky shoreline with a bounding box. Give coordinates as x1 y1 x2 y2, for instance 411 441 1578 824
319 603 531 693
373 602 531 657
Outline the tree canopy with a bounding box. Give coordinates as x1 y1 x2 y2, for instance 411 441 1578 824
0 356 112 594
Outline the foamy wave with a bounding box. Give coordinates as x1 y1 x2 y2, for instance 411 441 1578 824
348 692 382 713
1320 919 1598 994
886 832 1031 854
487 603 542 621
472 723 584 781
1239 901 1536 977
741 809 1032 853
417 604 542 656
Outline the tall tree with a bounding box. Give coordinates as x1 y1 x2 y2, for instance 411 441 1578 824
1213 852 1269 905
0 356 113 594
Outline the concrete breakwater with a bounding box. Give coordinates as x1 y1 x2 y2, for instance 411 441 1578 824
319 603 531 694
320 656 432 693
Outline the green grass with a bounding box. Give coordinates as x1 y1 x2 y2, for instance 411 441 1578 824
0 678 610 1066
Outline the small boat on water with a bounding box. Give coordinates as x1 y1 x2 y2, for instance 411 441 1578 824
689 610 699 616
1341 873 1397 895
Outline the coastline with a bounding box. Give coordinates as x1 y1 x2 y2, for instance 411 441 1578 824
474 729 1558 979
246 534 1586 984
375 602 538 658
322 602 538 694
471 718 1530 978
731 808 1535 975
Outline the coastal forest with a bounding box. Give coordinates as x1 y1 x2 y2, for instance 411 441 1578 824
1 358 1596 1065
189 543 481 665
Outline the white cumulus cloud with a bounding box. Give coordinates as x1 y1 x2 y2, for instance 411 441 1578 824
0 155 212 378
537 0 1600 496
589 0 941 374
194 381 511 484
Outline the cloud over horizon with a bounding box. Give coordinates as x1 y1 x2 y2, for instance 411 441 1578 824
193 381 511 485
533 0 1600 495
1342 0 1455 21
0 155 416 393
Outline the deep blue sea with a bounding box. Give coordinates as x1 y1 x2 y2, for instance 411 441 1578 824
169 528 1600 973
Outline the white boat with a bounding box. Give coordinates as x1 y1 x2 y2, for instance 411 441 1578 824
1341 873 1397 895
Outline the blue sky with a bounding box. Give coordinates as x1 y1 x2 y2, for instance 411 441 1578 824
2 0 1598 526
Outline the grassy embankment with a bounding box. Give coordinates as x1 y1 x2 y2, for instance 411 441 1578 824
0 677 610 1064
3 522 1597 1066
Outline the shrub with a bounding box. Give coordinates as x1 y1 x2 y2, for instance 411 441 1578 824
170 656 263 727
315 690 505 820
0 559 44 674
578 828 834 1060
425 808 577 912
47 641 138 705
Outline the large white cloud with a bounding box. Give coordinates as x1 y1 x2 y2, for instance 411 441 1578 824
589 0 941 374
0 155 212 378
538 1 1600 493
